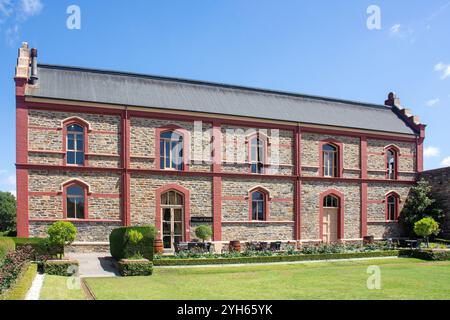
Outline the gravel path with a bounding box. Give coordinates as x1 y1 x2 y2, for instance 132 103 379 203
25 273 45 300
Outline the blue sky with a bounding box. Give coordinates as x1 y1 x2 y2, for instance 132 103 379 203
0 0 449 195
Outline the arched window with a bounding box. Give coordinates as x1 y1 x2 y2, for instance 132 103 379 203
323 195 339 208
322 144 338 177
250 135 265 174
386 193 399 221
251 191 267 221
160 131 184 170
66 184 86 219
386 148 397 180
66 124 85 165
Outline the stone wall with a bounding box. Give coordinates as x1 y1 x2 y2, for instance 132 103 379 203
420 167 450 239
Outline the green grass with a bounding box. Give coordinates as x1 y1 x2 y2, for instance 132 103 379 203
0 263 37 300
84 258 450 300
40 275 86 300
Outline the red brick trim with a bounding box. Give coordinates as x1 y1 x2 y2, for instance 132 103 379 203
61 180 90 219
121 110 131 226
222 221 294 224
319 138 344 178
155 184 191 242
155 124 191 171
212 121 222 241
417 125 425 173
248 187 270 221
294 127 301 240
62 118 89 166
319 189 345 241
29 218 122 223
16 95 28 237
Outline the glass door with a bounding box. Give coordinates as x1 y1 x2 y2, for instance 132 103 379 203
161 207 184 250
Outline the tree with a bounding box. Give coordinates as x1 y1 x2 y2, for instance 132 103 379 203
414 217 439 248
47 221 77 259
0 192 16 233
400 179 444 237
195 225 212 242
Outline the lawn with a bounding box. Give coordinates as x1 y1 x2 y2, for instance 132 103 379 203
82 258 450 300
40 275 86 300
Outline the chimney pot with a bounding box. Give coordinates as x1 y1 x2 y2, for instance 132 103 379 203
30 47 38 85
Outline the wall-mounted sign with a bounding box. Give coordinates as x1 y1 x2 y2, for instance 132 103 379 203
190 217 213 223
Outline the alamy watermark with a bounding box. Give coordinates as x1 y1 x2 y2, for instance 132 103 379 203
66 5 81 30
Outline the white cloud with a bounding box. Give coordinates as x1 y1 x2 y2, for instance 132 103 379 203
434 62 450 80
18 0 42 20
424 146 441 158
426 98 440 107
441 156 450 167
0 0 43 45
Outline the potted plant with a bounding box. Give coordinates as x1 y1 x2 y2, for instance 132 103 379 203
194 225 212 252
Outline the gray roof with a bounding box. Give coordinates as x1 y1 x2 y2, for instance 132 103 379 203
25 64 416 135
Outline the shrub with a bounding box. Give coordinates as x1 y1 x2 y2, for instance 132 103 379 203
109 226 156 261
154 250 400 266
0 263 37 300
12 237 54 261
43 260 79 276
195 225 212 242
47 221 77 258
0 245 34 294
0 237 16 263
118 259 153 276
399 249 450 261
414 217 440 247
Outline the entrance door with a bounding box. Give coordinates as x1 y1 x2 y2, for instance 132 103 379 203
322 195 339 243
161 190 184 250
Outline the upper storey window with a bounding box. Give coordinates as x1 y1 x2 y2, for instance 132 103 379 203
66 124 85 165
160 131 184 171
250 135 266 174
386 148 397 180
322 144 338 177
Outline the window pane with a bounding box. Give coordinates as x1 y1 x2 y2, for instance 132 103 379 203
76 199 85 219
68 124 83 132
258 203 264 220
67 151 75 164
76 138 84 151
161 193 168 205
165 142 170 168
67 186 84 196
252 192 264 201
252 203 257 220
67 136 75 150
67 198 75 218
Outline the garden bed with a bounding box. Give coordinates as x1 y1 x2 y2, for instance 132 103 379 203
154 250 400 266
0 263 37 300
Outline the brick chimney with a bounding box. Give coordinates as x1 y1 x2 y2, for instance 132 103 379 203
15 42 30 80
384 92 401 108
385 92 422 126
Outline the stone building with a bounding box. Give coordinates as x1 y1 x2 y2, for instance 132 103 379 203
420 167 450 239
14 43 425 250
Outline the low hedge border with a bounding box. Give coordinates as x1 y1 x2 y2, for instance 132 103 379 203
118 259 153 276
43 260 79 276
0 263 37 300
153 250 400 266
399 249 450 261
0 237 15 263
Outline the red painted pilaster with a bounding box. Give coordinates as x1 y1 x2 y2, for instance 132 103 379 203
122 109 131 226
417 125 425 173
360 136 368 237
294 126 301 240
16 89 29 237
212 121 222 241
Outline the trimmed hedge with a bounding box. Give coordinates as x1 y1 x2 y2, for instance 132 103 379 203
154 250 400 266
109 225 156 261
0 263 37 300
399 249 450 261
12 237 61 260
0 237 16 263
118 259 153 276
0 246 34 294
43 260 79 276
